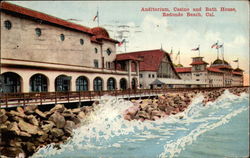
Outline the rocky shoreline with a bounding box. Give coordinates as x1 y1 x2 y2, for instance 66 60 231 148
0 104 94 157
124 87 249 121
0 87 248 157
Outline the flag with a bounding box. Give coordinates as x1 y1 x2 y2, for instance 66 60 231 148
211 42 218 48
191 46 199 51
175 51 180 60
93 11 98 21
233 59 238 62
118 39 125 46
216 44 223 49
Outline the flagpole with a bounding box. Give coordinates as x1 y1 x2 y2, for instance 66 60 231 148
237 58 239 68
178 50 180 65
198 45 200 57
216 40 219 59
97 7 99 26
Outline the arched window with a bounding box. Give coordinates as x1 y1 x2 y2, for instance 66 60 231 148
76 76 88 91
95 48 98 53
93 77 103 91
1 72 21 93
30 74 48 92
35 28 42 37
107 78 116 90
55 75 71 92
60 34 65 41
80 39 84 45
4 20 12 30
120 78 127 90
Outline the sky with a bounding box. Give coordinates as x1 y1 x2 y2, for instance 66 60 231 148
8 1 249 76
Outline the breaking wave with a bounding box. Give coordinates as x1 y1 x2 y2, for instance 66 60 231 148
32 90 249 158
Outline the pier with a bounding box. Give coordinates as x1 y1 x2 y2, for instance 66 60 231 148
1 86 247 108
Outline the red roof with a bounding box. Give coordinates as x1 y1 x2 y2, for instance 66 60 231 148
175 67 192 73
207 67 223 73
232 71 243 76
0 2 92 35
116 54 141 61
190 61 208 65
234 68 243 72
116 49 180 78
210 65 233 70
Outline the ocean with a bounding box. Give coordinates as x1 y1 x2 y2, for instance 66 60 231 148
32 90 249 158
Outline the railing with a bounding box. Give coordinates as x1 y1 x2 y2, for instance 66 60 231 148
0 86 248 108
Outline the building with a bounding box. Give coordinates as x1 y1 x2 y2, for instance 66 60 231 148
175 57 244 87
117 49 207 89
0 2 140 93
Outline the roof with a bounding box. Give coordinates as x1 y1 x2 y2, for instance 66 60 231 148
0 2 92 35
190 61 208 65
175 67 192 73
207 67 223 73
116 49 181 79
232 71 243 76
234 67 243 72
0 2 118 44
116 54 141 61
150 78 207 85
212 59 230 65
210 65 233 70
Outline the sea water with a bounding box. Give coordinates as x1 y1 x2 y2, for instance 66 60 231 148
32 90 249 158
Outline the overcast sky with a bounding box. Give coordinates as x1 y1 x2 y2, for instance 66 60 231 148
8 1 249 74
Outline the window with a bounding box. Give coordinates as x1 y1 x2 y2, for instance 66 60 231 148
139 74 143 78
4 20 12 30
93 77 103 91
152 74 155 78
76 76 88 91
80 39 84 45
107 78 116 90
30 74 48 92
95 48 98 53
106 48 112 55
60 34 65 41
149 74 151 78
94 60 99 68
35 28 42 37
196 79 200 81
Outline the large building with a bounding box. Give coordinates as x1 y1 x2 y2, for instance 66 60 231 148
117 49 207 89
0 2 140 93
175 57 244 87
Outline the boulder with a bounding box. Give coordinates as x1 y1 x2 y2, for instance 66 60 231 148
72 108 81 114
18 119 40 135
41 121 55 133
51 128 64 138
26 142 36 153
127 106 139 116
77 111 86 119
137 110 150 119
24 105 37 114
64 120 76 134
71 116 81 125
8 122 21 135
26 115 39 126
50 104 65 113
62 109 74 118
16 107 24 114
19 131 32 137
151 110 162 117
8 110 26 118
0 113 8 123
49 112 65 129
35 109 47 118
1 147 25 158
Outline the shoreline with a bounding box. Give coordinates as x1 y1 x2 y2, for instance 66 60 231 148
0 87 249 157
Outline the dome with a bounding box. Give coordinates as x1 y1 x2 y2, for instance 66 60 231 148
175 64 183 67
91 27 110 38
212 59 229 65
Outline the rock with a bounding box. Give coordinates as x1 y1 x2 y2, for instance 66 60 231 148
51 128 64 137
49 112 65 129
0 113 8 123
49 104 65 114
72 108 81 114
62 109 74 118
37 133 48 143
0 124 8 132
151 110 162 117
26 142 36 153
158 104 166 111
127 106 139 116
35 109 47 118
124 114 131 121
8 122 20 135
1 147 25 158
77 111 86 119
19 131 32 137
81 106 93 114
16 107 24 114
18 119 40 135
41 121 55 133
8 110 26 118
9 139 22 147
24 105 37 114
71 116 81 125
26 115 39 126
137 110 150 119
64 120 76 134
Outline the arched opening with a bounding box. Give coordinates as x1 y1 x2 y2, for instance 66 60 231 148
107 77 116 90
0 72 21 93
120 78 127 90
131 61 137 72
76 76 88 91
55 75 71 92
30 74 48 92
93 77 103 91
132 78 137 90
